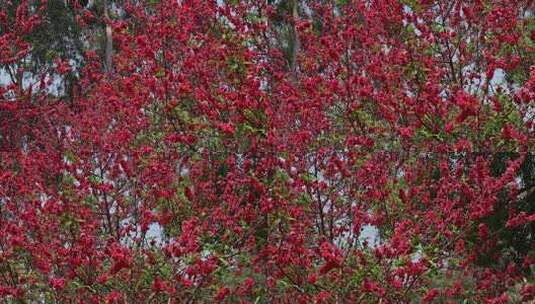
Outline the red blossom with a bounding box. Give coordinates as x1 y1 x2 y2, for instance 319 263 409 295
0 0 533 302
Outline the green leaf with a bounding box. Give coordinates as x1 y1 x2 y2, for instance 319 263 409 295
88 175 103 185
155 69 165 78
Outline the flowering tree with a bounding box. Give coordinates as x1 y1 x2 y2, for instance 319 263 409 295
0 0 534 303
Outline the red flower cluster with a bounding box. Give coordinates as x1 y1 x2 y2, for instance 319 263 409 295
0 0 534 303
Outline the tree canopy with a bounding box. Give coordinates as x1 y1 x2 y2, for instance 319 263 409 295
0 0 534 303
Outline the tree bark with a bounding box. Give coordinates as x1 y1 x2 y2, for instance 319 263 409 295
289 0 300 73
104 0 113 73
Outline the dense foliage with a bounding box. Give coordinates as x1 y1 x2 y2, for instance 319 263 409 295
0 0 534 303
